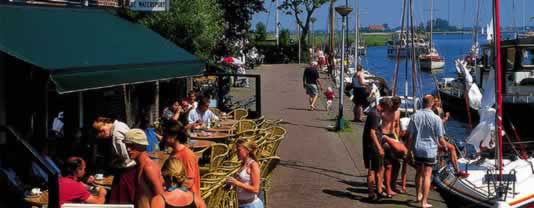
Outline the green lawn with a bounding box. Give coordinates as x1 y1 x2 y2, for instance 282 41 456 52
261 32 391 47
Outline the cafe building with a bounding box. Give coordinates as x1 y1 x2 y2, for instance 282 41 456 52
0 2 204 207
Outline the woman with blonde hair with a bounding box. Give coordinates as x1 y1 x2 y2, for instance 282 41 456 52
226 138 263 208
151 158 206 208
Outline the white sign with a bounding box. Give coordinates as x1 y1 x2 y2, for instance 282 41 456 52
129 0 169 12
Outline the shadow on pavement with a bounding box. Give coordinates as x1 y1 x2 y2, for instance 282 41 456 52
322 189 362 201
286 107 327 112
279 160 362 180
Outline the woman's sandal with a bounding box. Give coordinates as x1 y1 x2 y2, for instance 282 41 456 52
365 194 379 202
379 191 393 198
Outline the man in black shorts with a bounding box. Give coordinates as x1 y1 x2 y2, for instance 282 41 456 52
362 98 391 200
302 62 322 110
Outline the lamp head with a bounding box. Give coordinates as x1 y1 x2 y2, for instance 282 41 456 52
335 6 353 17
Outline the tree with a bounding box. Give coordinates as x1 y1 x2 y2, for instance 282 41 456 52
278 0 330 47
216 0 265 57
310 17 317 47
255 22 267 41
416 22 426 33
426 18 455 32
125 0 223 59
280 29 290 47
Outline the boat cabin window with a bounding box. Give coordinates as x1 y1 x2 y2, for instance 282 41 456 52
503 47 516 71
520 48 534 68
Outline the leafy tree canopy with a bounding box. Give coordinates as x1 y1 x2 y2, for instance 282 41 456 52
255 22 267 41
123 0 224 60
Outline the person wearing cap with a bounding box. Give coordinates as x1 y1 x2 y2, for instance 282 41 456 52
303 61 322 111
124 129 164 208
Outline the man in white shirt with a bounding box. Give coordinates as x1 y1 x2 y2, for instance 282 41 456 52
187 98 219 129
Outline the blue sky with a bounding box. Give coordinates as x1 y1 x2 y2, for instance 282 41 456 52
251 0 534 32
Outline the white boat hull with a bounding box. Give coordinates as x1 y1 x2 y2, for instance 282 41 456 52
420 59 445 69
435 157 534 208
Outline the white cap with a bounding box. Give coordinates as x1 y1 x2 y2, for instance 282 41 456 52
400 117 410 131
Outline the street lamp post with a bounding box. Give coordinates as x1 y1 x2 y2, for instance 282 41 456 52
335 6 352 131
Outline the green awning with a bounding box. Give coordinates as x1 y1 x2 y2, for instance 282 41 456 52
0 5 204 93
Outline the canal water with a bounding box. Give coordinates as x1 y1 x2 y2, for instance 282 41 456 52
363 33 483 145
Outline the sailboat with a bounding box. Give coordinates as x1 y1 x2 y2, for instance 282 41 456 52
434 1 534 207
419 0 445 70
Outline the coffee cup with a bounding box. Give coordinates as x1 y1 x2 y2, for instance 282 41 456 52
31 188 41 195
95 174 104 180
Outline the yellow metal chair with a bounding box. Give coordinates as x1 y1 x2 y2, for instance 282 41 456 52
270 126 287 139
252 115 265 126
258 156 281 207
228 108 248 120
210 108 222 117
199 144 229 175
231 120 256 134
257 119 282 129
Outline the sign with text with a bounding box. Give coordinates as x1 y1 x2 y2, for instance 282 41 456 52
129 0 169 12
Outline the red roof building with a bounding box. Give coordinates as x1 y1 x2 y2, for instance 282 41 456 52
367 25 385 32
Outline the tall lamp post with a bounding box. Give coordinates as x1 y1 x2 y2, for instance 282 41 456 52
335 6 352 131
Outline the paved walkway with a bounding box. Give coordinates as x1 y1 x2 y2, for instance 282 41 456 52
255 64 447 208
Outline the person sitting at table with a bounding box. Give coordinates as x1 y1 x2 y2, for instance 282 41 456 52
161 99 184 124
179 98 192 126
226 138 263 208
186 97 219 129
124 129 164 208
188 91 199 110
165 124 201 197
59 157 107 206
151 158 206 208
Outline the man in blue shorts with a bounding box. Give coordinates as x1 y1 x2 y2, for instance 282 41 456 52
407 95 446 208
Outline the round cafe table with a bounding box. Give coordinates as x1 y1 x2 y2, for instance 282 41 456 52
188 131 231 142
25 191 48 207
188 139 215 150
94 175 114 187
218 119 238 127
206 127 234 133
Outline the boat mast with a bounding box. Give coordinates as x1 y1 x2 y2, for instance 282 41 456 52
392 0 408 96
492 0 504 176
410 0 417 113
473 0 481 73
354 0 359 70
429 0 433 51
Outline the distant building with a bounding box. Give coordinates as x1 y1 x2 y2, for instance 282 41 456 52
367 25 385 32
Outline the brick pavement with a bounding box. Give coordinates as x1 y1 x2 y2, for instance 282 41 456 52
255 64 448 208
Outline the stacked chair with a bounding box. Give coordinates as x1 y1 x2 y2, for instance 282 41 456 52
199 117 287 207
227 108 248 120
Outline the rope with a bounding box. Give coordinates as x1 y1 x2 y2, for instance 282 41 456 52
505 116 529 160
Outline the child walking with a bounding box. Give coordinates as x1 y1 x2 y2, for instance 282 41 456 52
324 87 335 112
